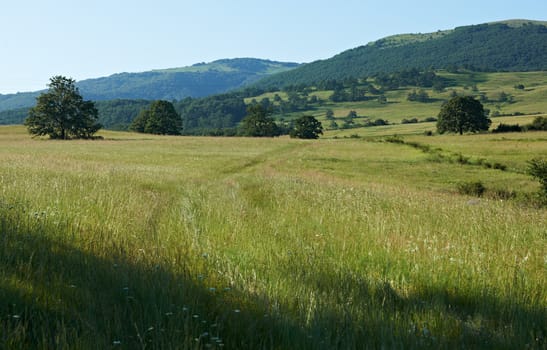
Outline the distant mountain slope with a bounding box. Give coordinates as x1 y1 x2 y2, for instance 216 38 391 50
0 92 42 112
0 58 299 112
255 20 547 88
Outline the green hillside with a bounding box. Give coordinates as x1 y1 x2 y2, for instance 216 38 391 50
0 58 299 112
255 21 547 88
246 70 547 135
2 70 546 136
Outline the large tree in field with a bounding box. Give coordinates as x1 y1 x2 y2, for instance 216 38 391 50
240 104 280 137
437 96 491 135
290 115 323 139
130 100 182 135
25 76 101 139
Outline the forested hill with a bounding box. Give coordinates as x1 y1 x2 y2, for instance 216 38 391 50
0 58 299 112
254 20 547 88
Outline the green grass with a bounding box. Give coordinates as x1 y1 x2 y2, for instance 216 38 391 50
1 126 546 349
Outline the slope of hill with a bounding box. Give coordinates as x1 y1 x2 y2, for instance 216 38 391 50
255 20 547 88
0 92 42 112
0 58 299 112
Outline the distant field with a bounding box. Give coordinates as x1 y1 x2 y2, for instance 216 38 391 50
246 71 547 128
1 126 545 349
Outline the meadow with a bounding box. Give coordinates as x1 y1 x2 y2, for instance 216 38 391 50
0 125 546 349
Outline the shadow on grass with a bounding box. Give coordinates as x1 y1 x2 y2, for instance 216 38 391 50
275 262 546 349
1 207 545 349
0 211 311 349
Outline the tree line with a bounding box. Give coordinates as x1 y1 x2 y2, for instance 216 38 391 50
24 76 323 140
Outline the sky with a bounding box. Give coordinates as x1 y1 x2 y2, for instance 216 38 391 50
1 0 545 94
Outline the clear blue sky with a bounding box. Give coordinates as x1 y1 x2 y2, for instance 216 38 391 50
1 0 545 94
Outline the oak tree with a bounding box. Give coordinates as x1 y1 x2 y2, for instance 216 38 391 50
25 76 101 139
437 96 490 135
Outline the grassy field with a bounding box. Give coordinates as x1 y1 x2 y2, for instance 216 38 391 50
0 125 546 349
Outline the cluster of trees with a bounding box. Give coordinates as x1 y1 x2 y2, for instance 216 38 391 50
251 92 315 116
492 116 547 133
130 100 182 135
375 69 448 91
407 89 431 102
174 94 247 134
239 105 323 139
95 99 151 130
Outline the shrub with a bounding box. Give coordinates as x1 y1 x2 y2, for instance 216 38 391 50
492 123 522 133
492 163 507 171
527 158 547 197
527 116 547 131
457 181 486 197
401 118 418 124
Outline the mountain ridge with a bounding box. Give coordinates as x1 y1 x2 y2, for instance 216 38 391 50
254 20 547 88
0 58 299 112
1 19 546 113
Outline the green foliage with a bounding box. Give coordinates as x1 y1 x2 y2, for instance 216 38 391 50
492 123 522 133
240 105 281 137
290 115 323 139
94 99 151 130
175 94 247 134
24 76 101 139
401 118 419 124
130 100 182 135
375 69 448 90
437 96 491 134
527 158 547 196
255 22 547 88
527 116 547 131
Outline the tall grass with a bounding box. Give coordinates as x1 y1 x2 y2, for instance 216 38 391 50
1 127 545 349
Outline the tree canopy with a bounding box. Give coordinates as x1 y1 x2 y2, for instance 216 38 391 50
240 104 281 137
437 96 491 135
290 115 323 139
24 76 102 139
130 100 182 135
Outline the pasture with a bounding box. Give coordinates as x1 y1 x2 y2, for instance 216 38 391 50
0 125 545 349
